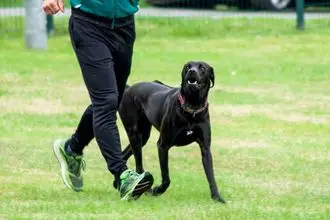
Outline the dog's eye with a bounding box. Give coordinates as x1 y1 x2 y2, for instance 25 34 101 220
185 65 190 71
200 66 206 72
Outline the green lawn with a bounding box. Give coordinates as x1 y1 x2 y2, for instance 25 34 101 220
0 17 329 219
0 0 23 7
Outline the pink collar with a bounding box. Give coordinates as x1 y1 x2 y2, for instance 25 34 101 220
178 93 208 117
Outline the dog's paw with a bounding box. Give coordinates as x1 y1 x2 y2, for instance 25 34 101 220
150 186 163 196
213 195 226 204
112 180 118 189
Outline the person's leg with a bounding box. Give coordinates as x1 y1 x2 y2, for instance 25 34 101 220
53 16 95 192
66 43 133 157
57 19 135 170
71 16 153 199
66 21 136 156
68 23 135 158
54 14 153 199
112 21 136 108
67 19 136 165
54 15 125 191
65 19 136 156
105 21 136 188
69 18 127 177
67 104 94 155
66 41 134 156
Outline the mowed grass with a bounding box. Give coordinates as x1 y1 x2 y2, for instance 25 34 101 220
0 17 330 219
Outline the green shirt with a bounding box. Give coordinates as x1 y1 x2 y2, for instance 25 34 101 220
70 0 139 19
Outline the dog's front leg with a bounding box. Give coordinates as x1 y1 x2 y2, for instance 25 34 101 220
151 114 174 196
152 139 171 196
198 123 226 203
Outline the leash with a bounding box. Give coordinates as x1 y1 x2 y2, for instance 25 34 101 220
178 93 208 118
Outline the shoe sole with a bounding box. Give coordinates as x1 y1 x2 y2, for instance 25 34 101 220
53 139 82 192
121 172 154 201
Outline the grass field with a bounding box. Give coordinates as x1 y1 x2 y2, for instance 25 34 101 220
0 17 329 219
1 0 329 11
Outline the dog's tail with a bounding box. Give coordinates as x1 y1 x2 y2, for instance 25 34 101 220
153 80 164 85
153 80 177 89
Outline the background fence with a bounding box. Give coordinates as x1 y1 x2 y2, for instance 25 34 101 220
1 0 330 37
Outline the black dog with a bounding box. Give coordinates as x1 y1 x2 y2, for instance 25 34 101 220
118 61 226 203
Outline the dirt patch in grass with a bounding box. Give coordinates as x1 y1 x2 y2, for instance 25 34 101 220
0 98 75 114
210 104 329 125
210 85 330 125
215 138 270 148
249 178 330 196
215 85 330 102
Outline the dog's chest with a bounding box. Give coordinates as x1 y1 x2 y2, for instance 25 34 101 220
170 113 201 146
172 128 196 146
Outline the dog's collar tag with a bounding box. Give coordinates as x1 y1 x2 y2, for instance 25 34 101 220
187 130 193 135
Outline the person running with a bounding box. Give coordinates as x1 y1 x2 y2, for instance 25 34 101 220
43 0 154 200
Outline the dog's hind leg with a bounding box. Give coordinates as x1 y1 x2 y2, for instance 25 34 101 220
122 125 151 162
122 113 152 174
122 144 133 161
119 94 152 173
129 119 152 174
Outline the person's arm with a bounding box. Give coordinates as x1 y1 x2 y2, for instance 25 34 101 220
43 0 65 15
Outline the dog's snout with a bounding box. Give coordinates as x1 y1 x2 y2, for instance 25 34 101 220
187 69 198 79
186 68 200 86
187 69 197 74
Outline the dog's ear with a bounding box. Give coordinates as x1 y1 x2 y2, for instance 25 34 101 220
209 66 215 88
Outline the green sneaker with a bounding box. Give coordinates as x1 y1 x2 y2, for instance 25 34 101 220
53 139 85 191
119 169 154 201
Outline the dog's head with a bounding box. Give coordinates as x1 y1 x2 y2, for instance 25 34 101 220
181 61 215 97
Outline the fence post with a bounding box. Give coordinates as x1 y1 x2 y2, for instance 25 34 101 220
296 0 305 30
47 15 55 36
25 0 48 50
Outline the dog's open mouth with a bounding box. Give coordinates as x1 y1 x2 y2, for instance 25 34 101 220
187 79 199 85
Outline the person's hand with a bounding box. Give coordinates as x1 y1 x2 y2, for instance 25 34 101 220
43 0 65 15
